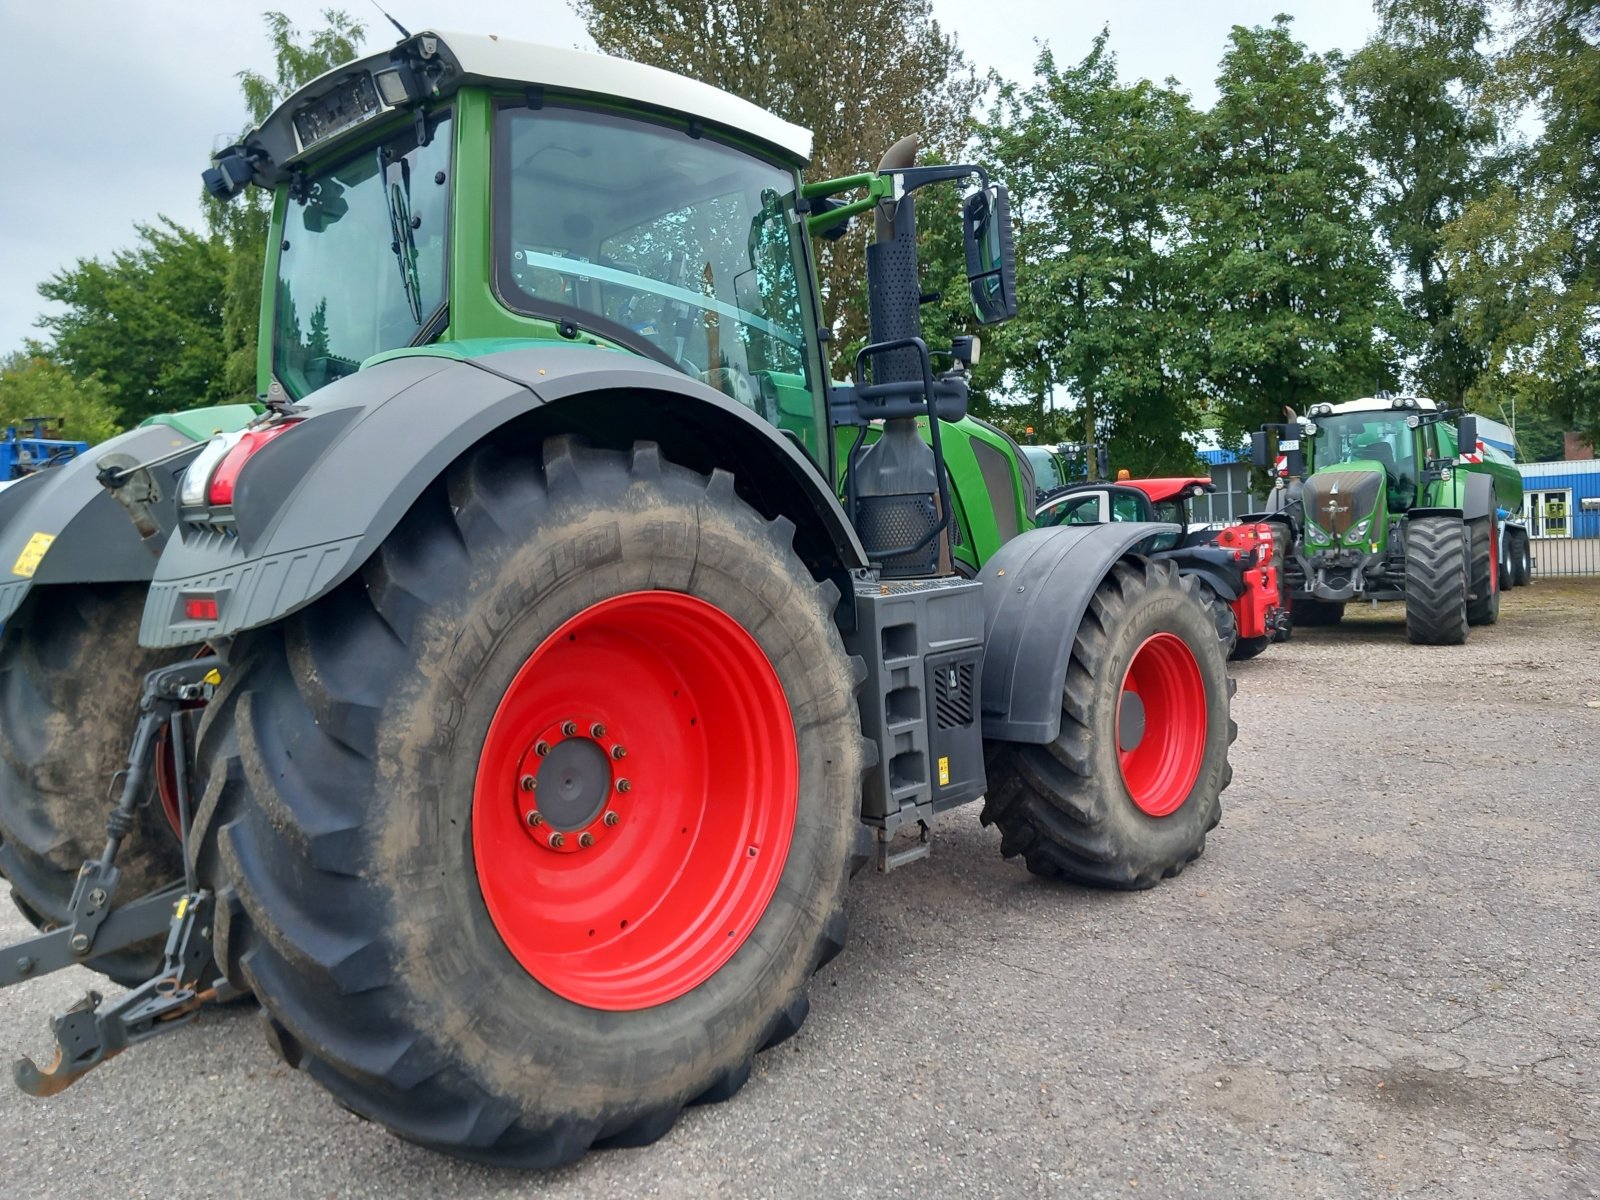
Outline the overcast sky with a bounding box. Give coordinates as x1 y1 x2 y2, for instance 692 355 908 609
0 0 1377 358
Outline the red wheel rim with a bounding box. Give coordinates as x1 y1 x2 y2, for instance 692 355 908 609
472 591 798 1011
1116 633 1207 818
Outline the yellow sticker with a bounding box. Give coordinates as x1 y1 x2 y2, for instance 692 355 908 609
938 756 950 787
10 533 55 578
203 669 223 687
175 896 189 918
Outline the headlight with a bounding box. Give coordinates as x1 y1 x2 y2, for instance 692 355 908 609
179 433 244 507
1344 517 1372 544
1305 520 1330 545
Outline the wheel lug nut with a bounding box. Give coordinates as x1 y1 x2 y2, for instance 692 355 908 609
519 775 536 792
548 832 565 849
526 810 543 826
561 721 578 737
535 741 550 757
603 811 619 827
590 723 606 738
578 832 595 848
611 745 627 760
616 779 632 793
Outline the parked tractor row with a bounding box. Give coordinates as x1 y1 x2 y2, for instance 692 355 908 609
0 32 1235 1168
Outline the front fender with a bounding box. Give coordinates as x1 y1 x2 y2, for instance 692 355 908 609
978 522 1177 744
140 345 867 648
0 423 204 625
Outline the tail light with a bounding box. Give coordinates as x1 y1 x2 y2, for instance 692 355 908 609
179 421 301 510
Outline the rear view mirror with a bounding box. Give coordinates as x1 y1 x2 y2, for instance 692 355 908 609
1457 415 1479 457
963 184 1017 325
1250 430 1270 469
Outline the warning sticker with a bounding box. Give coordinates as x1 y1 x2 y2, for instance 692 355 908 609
10 533 55 578
938 756 951 787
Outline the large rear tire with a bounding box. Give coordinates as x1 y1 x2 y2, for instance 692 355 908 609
980 559 1233 890
1512 528 1532 586
0 584 189 986
189 437 864 1167
1404 516 1470 645
1467 514 1500 626
1192 580 1238 658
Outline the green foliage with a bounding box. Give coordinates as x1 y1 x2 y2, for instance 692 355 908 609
35 218 233 426
572 0 981 347
1343 0 1499 406
0 352 123 447
207 10 366 400
975 35 1207 477
1445 0 1600 445
1189 17 1399 446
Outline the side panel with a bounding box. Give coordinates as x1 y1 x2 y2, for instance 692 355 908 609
0 424 205 625
142 346 867 648
978 522 1177 745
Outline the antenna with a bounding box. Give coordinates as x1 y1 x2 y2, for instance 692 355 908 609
369 0 411 40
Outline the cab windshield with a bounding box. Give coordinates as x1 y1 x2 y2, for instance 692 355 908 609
492 105 816 425
1314 411 1418 506
272 111 452 398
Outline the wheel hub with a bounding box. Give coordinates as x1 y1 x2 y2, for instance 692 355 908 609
515 718 627 854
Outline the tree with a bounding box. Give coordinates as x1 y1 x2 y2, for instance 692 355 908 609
207 9 366 399
1189 17 1398 445
573 0 981 347
0 352 123 447
1444 0 1600 443
970 35 1207 476
1343 0 1499 406
35 218 233 426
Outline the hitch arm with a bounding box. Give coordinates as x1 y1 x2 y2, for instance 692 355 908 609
13 891 219 1096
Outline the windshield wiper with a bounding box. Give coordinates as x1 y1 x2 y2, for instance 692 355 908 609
379 148 423 325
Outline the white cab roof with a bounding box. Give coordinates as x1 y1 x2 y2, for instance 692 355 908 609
1329 396 1439 414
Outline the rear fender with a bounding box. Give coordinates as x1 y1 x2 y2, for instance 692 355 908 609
1152 547 1242 602
140 346 867 648
0 424 204 625
978 522 1176 744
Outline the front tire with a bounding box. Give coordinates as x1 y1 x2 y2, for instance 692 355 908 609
980 559 1233 890
189 437 863 1167
1405 516 1470 645
0 584 189 986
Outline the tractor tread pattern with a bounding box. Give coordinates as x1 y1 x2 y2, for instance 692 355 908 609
1404 516 1471 645
979 559 1234 890
189 437 862 1168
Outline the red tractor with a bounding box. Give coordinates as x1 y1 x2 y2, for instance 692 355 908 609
1036 476 1290 660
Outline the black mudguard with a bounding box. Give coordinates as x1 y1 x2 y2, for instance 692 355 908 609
140 346 867 649
978 521 1178 745
0 424 201 625
1413 469 1496 523
1153 545 1243 602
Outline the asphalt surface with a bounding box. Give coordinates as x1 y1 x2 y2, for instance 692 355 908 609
1 579 1596 1199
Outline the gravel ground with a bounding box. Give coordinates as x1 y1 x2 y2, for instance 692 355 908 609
0 579 1596 1199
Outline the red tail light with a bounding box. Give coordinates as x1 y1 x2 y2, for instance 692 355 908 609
206 421 301 507
183 596 220 621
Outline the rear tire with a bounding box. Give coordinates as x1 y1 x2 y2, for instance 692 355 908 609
1511 528 1533 587
980 559 1233 890
0 584 189 986
1404 516 1470 645
190 437 863 1167
1466 514 1500 626
1192 580 1238 658
1230 634 1271 661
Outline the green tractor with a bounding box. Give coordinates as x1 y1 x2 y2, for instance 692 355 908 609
0 32 1234 1166
1248 394 1525 644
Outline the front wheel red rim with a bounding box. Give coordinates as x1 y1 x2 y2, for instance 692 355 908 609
472 591 799 1011
1116 633 1208 817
